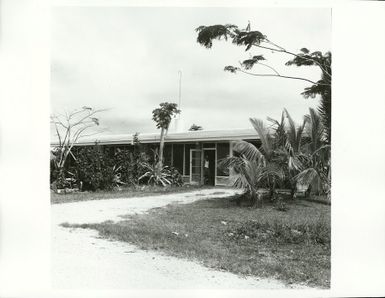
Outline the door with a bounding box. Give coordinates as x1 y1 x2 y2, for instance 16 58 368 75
203 149 216 186
190 149 202 184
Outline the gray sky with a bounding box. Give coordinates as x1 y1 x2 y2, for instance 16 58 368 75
51 7 331 135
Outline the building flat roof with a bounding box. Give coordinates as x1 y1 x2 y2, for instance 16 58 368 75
51 128 260 146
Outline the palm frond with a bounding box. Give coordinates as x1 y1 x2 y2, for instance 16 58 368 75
284 109 298 151
257 164 285 187
218 156 245 174
312 144 331 158
267 111 286 147
249 118 273 159
294 168 320 190
307 107 325 153
284 109 307 153
232 141 264 163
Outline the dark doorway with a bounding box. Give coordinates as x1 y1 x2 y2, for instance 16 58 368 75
203 150 215 186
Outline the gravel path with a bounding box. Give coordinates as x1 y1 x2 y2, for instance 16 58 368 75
52 188 301 289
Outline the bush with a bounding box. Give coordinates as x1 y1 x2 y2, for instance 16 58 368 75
69 145 140 191
167 166 184 186
139 162 183 187
74 146 118 191
50 133 183 191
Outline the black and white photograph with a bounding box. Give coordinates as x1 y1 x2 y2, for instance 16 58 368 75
1 0 385 297
49 6 332 289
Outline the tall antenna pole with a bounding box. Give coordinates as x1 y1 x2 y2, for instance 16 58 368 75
173 70 184 132
178 70 182 114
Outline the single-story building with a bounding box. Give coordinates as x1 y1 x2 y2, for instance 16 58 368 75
61 128 260 186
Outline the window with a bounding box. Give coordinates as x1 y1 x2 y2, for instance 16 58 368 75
216 142 230 176
203 143 216 148
173 144 184 174
164 144 172 166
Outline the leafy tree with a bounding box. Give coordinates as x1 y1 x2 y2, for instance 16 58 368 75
189 124 203 131
50 107 105 188
152 102 180 168
196 23 331 143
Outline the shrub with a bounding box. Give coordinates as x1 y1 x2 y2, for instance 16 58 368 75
139 162 183 187
73 145 136 191
74 146 112 191
51 132 183 191
113 148 135 185
167 166 184 186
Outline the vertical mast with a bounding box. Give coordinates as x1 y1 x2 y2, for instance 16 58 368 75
178 70 182 118
173 70 184 132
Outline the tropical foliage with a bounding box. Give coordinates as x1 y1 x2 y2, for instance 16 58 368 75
189 124 203 131
152 102 180 168
220 108 331 207
139 162 183 187
50 107 106 185
51 134 149 191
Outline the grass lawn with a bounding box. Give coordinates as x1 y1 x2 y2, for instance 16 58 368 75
51 184 217 204
66 195 331 288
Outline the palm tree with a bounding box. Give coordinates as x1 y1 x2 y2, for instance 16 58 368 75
294 108 331 199
188 124 203 131
220 117 288 207
220 140 284 207
152 102 180 168
220 108 328 206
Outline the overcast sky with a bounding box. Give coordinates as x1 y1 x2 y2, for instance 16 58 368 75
51 6 331 136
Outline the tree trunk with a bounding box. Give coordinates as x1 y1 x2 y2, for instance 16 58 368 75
158 127 165 168
250 189 257 207
251 189 262 208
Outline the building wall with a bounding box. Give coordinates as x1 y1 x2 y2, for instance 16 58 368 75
163 141 231 186
71 138 261 187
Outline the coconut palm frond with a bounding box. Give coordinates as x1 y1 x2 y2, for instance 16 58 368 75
307 107 325 153
233 174 251 191
296 117 308 151
284 108 297 148
243 158 260 182
256 163 284 185
233 141 265 163
284 109 307 153
288 155 305 172
294 168 320 190
284 139 294 156
312 144 331 158
267 111 286 147
218 156 245 174
226 156 262 197
249 118 273 158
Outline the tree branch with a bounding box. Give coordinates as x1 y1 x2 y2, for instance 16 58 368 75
245 37 332 79
236 68 323 85
257 62 281 75
71 108 107 128
262 39 332 78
